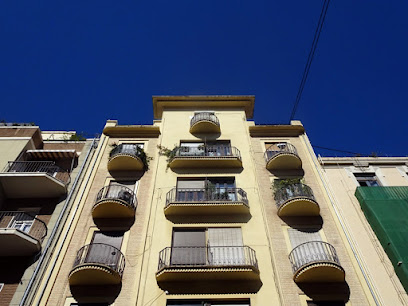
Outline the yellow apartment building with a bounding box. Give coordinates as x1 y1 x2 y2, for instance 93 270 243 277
26 96 385 305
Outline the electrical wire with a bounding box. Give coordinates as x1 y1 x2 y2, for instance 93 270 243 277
289 0 331 122
312 144 366 156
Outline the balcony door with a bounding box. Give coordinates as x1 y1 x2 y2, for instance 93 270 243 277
207 228 244 266
176 179 206 201
121 143 142 155
206 141 231 157
208 178 236 201
171 229 206 265
288 228 324 263
86 232 123 269
106 180 136 205
179 142 204 156
176 178 236 201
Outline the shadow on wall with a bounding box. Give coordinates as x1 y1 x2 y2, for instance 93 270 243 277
157 279 263 295
297 281 350 303
166 214 252 224
280 216 324 231
70 284 122 304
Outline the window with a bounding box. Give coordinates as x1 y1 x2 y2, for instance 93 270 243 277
179 141 232 157
106 180 136 204
265 142 290 159
288 228 322 249
354 173 380 186
12 220 33 233
171 228 244 266
120 143 143 155
176 177 237 201
86 232 124 269
10 213 35 233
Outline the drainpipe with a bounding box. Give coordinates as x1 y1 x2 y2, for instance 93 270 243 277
19 137 100 306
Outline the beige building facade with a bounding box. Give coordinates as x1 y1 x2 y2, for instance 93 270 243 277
26 96 386 306
319 156 408 305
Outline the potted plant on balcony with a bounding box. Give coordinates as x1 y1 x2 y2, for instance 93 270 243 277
110 143 152 171
273 178 304 200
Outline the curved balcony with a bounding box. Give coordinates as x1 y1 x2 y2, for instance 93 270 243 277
69 243 125 286
108 144 145 172
165 187 249 217
170 145 242 169
289 241 345 283
156 246 260 293
0 161 70 198
264 143 302 170
190 112 220 134
0 211 47 256
92 185 137 227
274 184 320 217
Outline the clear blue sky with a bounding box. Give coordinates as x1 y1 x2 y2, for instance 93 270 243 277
1 1 407 157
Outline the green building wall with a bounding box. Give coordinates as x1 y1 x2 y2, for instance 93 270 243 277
355 186 408 293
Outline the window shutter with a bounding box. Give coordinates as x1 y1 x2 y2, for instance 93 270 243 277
208 228 243 247
177 179 206 189
288 228 322 248
207 228 244 265
92 232 123 250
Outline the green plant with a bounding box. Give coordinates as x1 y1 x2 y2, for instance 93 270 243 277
272 178 302 193
157 145 180 169
109 144 152 171
69 133 86 141
135 146 153 171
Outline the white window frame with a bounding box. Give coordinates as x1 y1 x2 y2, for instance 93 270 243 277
12 220 34 233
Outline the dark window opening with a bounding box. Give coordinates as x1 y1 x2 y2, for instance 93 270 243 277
354 173 380 187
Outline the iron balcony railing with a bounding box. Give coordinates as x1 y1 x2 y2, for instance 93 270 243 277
109 144 142 159
190 113 220 128
166 187 248 207
274 183 315 208
4 161 71 185
73 243 125 277
0 211 47 242
95 185 137 210
264 143 298 163
158 246 258 270
174 145 241 160
289 241 341 273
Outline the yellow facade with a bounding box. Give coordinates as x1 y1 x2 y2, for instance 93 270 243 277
30 96 385 306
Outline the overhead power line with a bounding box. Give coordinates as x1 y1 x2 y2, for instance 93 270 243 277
312 145 365 156
289 0 331 122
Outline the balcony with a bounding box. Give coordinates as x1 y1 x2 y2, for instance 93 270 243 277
289 241 345 283
156 246 260 294
108 144 145 172
190 112 220 134
264 143 302 170
0 161 70 198
165 187 249 217
274 184 320 217
170 145 242 169
0 211 47 256
92 185 137 228
69 243 125 286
